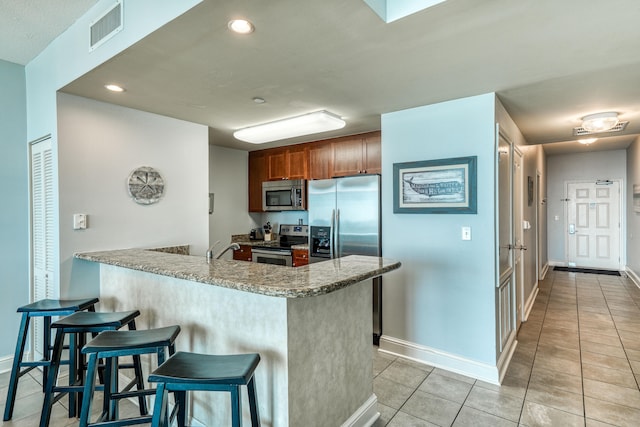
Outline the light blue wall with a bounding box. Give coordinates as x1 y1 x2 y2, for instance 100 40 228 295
0 60 27 357
627 137 640 276
381 93 498 365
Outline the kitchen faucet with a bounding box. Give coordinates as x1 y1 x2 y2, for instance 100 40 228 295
206 242 240 262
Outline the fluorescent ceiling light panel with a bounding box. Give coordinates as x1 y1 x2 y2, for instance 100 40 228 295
234 111 346 144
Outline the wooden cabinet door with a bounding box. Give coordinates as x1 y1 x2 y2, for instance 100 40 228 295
292 249 309 267
287 147 308 179
308 142 333 180
233 245 253 261
363 133 381 174
331 137 364 177
267 149 288 180
248 152 266 212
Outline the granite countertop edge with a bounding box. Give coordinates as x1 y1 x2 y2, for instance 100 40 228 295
74 249 400 298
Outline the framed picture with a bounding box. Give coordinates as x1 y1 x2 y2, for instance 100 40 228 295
393 156 477 214
527 176 534 207
634 185 640 213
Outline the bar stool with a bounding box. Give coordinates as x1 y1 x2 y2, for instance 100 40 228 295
3 297 99 421
39 310 141 427
149 351 261 427
78 325 181 427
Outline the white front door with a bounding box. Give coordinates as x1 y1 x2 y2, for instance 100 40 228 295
566 181 621 270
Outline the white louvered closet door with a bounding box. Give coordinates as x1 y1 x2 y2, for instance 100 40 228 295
31 137 55 360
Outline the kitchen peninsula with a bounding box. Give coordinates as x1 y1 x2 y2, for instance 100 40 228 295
75 248 400 426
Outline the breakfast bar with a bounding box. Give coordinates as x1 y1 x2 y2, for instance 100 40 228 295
75 248 401 426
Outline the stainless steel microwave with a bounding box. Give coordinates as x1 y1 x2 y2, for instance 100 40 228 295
262 179 306 211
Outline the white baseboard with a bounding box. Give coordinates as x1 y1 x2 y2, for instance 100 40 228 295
539 263 549 280
378 336 501 385
341 394 379 427
548 260 565 267
0 354 13 374
626 267 640 289
523 285 539 322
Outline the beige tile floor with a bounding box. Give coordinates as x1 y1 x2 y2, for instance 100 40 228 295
373 269 640 426
2 269 640 426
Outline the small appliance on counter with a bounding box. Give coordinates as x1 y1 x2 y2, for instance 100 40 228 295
249 228 264 240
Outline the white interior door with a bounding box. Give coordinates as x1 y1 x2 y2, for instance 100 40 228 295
566 180 621 270
497 130 516 353
513 149 524 329
31 137 55 360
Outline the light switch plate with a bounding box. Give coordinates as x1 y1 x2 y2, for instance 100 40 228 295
462 226 471 241
73 213 87 230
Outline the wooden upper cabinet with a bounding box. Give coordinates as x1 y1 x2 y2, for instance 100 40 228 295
331 132 381 177
363 133 381 174
308 141 333 180
267 147 307 180
248 151 266 212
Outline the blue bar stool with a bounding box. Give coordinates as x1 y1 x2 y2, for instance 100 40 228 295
39 310 141 427
78 325 181 427
149 351 261 427
3 297 99 421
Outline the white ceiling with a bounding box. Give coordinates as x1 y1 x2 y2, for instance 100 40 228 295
0 0 98 65
4 0 640 154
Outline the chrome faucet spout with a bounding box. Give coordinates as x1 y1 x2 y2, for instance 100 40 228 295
208 242 241 262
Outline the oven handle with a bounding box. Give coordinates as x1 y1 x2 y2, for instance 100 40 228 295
251 248 292 256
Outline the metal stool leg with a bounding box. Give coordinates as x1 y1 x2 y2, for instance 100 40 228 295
247 376 261 426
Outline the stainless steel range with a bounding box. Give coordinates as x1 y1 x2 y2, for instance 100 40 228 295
251 224 308 267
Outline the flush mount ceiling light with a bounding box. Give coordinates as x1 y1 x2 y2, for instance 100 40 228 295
233 110 346 144
228 19 254 34
581 112 619 133
104 84 125 92
578 138 597 145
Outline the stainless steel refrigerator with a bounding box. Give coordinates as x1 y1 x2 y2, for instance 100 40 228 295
308 174 382 344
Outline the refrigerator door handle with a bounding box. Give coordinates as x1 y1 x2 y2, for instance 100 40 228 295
330 209 336 259
335 208 340 258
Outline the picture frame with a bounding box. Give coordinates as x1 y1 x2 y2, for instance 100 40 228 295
527 176 534 207
634 185 640 213
393 156 477 214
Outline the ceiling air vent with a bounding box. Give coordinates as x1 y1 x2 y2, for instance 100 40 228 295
89 0 123 52
573 121 629 136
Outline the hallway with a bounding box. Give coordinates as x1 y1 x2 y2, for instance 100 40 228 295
373 269 640 426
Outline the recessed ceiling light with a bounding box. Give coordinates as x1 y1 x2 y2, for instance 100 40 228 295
578 138 597 145
105 84 125 92
228 19 254 34
252 97 266 104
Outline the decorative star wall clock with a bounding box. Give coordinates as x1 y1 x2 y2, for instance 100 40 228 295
127 166 165 205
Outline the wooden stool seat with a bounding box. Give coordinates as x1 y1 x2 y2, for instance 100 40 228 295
39 310 140 427
149 351 261 427
3 297 98 421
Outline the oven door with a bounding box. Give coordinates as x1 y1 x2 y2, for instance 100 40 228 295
251 248 293 267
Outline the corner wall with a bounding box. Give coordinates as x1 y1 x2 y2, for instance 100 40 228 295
57 94 208 298
627 137 640 280
208 145 258 255
380 93 498 374
0 60 27 362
